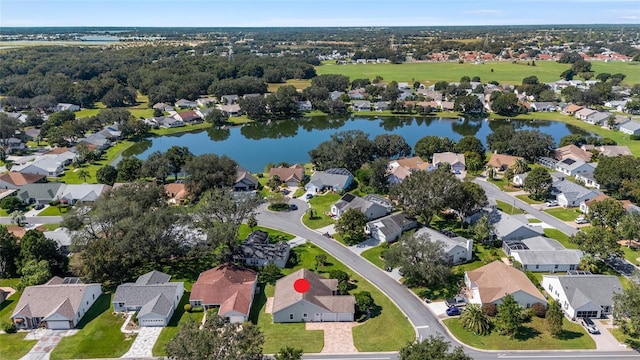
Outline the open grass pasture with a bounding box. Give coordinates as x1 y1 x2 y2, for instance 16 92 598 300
315 60 640 85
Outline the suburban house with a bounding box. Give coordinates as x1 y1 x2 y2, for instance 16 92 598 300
330 193 388 220
165 183 188 204
174 110 202 123
329 91 344 101
57 184 112 204
585 111 611 126
491 212 543 241
113 271 184 327
305 168 353 193
54 103 80 112
175 99 198 108
11 156 65 177
3 138 25 153
605 100 628 113
297 101 312 112
272 269 355 323
542 274 623 319
414 227 473 264
529 102 556 112
352 100 371 112
387 156 434 184
190 264 257 323
588 145 632 157
551 180 600 208
553 144 593 162
574 171 601 189
348 89 366 100
374 101 389 112
196 97 217 107
487 153 524 172
513 173 528 187
153 102 174 112
503 236 583 272
0 172 46 190
44 227 73 256
463 261 547 307
578 193 639 215
554 158 595 177
16 183 64 205
11 277 102 329
220 95 239 104
365 213 417 243
269 164 305 187
562 104 583 115
432 152 466 172
158 116 185 128
234 166 259 191
219 104 241 116
236 230 290 268
575 108 598 121
620 120 640 135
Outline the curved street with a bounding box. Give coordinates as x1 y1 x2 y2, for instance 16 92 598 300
256 198 640 360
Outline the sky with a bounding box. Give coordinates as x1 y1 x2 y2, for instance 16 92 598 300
0 0 639 27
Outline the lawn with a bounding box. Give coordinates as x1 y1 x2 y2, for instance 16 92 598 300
152 293 204 357
516 194 542 205
544 207 583 222
610 327 640 349
496 200 525 215
0 278 21 323
252 243 414 352
267 79 311 92
50 294 136 359
36 205 69 216
237 224 295 242
360 245 387 269
620 245 640 266
0 333 38 360
444 316 595 350
488 178 520 192
528 218 542 223
543 228 579 249
315 60 640 85
301 193 341 229
56 140 133 184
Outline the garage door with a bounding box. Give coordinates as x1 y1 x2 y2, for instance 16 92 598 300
338 313 353 322
47 320 71 330
322 313 336 322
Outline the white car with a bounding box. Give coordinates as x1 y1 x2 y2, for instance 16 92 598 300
575 217 589 224
545 200 559 207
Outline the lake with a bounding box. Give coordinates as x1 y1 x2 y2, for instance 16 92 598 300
121 116 588 173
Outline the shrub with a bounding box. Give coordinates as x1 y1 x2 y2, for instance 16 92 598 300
191 306 204 313
3 322 17 333
531 302 547 318
49 199 61 207
630 134 640 141
268 203 290 211
521 309 533 323
481 303 497 317
184 304 192 312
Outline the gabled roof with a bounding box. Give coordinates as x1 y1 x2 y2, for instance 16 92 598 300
136 270 171 285
190 264 257 316
554 144 593 162
487 153 523 169
414 227 470 254
137 293 174 318
552 180 598 202
392 156 431 171
543 274 622 310
12 277 100 321
16 183 64 202
491 211 543 239
272 269 355 314
333 193 383 214
466 261 546 304
308 168 353 190
235 166 258 187
432 152 465 166
113 271 181 314
596 146 632 157
269 165 304 183
0 172 46 186
366 213 416 237
621 120 640 132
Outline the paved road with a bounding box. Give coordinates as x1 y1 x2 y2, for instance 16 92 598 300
257 198 640 360
0 216 63 225
473 178 579 237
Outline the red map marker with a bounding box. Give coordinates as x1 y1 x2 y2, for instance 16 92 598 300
294 278 310 293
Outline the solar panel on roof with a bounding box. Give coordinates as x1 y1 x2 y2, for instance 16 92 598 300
342 193 356 202
563 158 576 165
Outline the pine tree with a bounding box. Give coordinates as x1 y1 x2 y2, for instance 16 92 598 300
546 299 564 337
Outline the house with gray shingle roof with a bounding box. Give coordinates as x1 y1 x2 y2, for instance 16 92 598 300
365 213 417 243
16 183 64 205
585 111 611 126
620 120 640 135
113 270 184 327
491 211 543 241
551 179 600 208
503 236 583 272
12 277 102 329
542 274 622 319
236 230 290 268
330 193 388 220
554 158 595 177
305 168 353 193
414 227 473 264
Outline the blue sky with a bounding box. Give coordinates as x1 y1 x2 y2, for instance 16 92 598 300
1 0 639 27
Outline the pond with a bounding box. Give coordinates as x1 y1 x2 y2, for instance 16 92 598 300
121 116 588 173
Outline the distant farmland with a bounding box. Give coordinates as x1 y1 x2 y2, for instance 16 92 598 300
314 60 640 85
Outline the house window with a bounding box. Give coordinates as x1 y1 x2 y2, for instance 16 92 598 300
289 314 294 320
535 265 539 269
569 265 576 270
303 313 308 318
548 284 553 291
554 264 558 269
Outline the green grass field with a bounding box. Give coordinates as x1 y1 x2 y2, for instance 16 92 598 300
360 245 387 269
516 194 543 205
0 333 38 360
496 200 526 215
315 60 640 85
237 224 295 241
544 207 583 221
444 316 595 350
544 228 579 249
251 243 414 352
301 193 341 229
51 294 136 359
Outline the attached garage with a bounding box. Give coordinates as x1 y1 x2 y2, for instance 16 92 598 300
321 313 337 321
337 313 354 322
138 316 168 327
46 320 72 330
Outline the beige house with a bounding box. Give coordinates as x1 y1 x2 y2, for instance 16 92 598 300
432 152 465 172
487 153 523 172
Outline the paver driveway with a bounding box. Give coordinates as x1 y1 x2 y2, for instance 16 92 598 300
21 329 77 360
305 322 358 353
121 326 162 358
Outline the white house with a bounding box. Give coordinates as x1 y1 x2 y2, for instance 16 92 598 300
11 156 65 177
551 180 600 208
365 213 417 243
54 103 80 112
575 171 600 189
503 236 582 272
574 108 597 121
415 227 473 264
554 158 595 177
513 173 528 187
491 212 543 241
331 193 388 220
297 101 312 112
620 120 640 135
305 168 353 193
542 274 623 319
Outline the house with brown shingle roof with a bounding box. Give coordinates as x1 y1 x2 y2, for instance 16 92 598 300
463 261 546 307
553 144 593 162
432 152 465 172
189 264 257 323
562 104 583 115
487 153 524 172
269 164 305 187
11 277 102 329
164 183 188 204
0 172 47 190
272 269 355 323
234 166 258 191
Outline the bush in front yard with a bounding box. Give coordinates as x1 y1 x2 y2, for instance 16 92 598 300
531 302 547 318
481 303 497 317
184 304 192 312
3 321 17 333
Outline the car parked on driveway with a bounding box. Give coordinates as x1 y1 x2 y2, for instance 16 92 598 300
289 204 298 211
305 193 314 199
581 318 599 334
446 306 460 316
575 217 589 224
281 189 291 195
545 200 559 207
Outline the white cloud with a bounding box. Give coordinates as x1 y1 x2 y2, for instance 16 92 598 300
464 9 501 15
619 15 638 20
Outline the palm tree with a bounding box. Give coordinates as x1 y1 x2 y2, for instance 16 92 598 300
486 166 496 180
460 304 491 335
512 159 529 175
77 169 91 183
10 211 26 227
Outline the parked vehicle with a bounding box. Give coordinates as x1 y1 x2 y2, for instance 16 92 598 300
34 204 45 210
575 217 589 224
545 200 559 207
306 193 314 199
446 306 461 316
445 297 467 308
281 189 291 195
581 318 600 334
289 204 298 211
